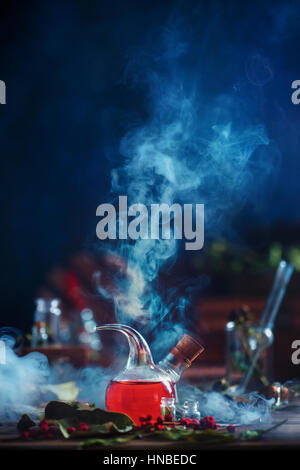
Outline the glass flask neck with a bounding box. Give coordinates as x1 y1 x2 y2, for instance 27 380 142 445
158 353 187 383
158 334 204 383
95 323 154 369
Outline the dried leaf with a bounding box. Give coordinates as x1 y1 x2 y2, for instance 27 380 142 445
57 420 133 439
44 401 134 437
17 414 35 433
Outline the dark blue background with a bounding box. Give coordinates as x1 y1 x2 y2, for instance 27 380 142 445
1 0 300 331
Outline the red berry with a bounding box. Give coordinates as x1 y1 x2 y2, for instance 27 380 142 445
199 417 218 430
192 418 199 424
21 431 30 440
40 423 49 432
155 424 165 431
78 422 88 432
67 426 76 434
46 432 53 439
164 413 173 422
139 416 153 427
39 420 49 427
180 418 194 427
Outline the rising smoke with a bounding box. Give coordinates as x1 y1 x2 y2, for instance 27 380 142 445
96 17 279 345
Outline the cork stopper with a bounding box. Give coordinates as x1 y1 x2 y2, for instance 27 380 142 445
170 334 204 367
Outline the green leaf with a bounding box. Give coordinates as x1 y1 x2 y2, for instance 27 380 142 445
239 430 260 441
151 427 235 444
58 420 133 439
44 400 134 431
78 432 140 449
239 419 287 441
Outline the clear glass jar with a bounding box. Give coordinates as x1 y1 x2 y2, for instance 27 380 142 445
182 400 200 420
225 320 273 391
160 397 176 421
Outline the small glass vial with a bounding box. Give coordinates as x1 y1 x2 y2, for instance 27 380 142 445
31 298 62 347
182 400 201 420
160 397 176 421
32 299 48 347
48 298 62 344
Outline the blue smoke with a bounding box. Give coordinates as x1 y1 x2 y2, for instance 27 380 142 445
97 16 280 349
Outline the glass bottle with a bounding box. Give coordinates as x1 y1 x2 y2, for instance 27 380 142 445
225 260 293 393
96 324 176 425
31 298 62 347
160 397 176 421
182 400 201 420
225 319 272 389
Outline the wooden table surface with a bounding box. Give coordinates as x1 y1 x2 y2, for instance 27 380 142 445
0 401 300 450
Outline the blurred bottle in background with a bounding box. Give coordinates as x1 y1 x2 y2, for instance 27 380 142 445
31 298 61 347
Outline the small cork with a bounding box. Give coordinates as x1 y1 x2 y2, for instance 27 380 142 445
170 334 204 367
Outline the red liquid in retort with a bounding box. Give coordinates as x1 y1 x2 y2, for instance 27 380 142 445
105 380 175 425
